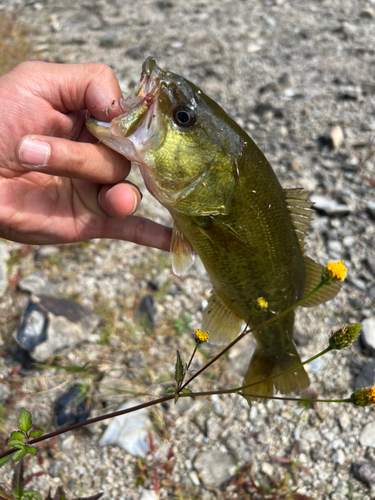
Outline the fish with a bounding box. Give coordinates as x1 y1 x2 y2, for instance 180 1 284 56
86 57 341 398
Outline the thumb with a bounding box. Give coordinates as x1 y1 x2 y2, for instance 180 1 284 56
16 134 131 184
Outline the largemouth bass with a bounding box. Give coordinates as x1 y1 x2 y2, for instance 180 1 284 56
87 57 340 398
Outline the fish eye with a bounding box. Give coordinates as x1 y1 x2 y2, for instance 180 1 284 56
172 106 196 128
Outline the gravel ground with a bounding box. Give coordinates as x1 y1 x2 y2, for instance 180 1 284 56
1 0 375 498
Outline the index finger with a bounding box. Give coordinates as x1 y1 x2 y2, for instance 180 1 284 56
11 61 124 121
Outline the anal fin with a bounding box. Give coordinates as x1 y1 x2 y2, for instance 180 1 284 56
202 293 243 345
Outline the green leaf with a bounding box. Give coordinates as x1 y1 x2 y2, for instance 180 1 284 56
0 453 14 468
18 408 32 434
29 429 43 438
181 388 195 399
174 350 184 384
21 491 42 500
10 432 25 440
239 393 252 408
174 391 179 405
11 459 24 499
165 387 176 394
7 440 25 448
26 447 37 455
13 448 27 463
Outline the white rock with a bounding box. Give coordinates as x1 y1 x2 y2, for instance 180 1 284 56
261 462 274 476
361 318 375 355
99 399 152 458
303 430 320 443
332 449 346 465
140 490 158 500
338 412 351 430
0 243 9 298
329 125 344 150
360 422 375 448
311 195 352 216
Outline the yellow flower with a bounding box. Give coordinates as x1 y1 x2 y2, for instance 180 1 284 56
325 261 347 282
351 386 375 407
195 329 209 344
329 323 361 350
255 297 268 311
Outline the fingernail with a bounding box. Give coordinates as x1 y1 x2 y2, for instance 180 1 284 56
19 137 51 168
129 190 140 216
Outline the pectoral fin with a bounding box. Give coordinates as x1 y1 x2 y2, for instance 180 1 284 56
202 293 243 345
194 216 255 256
171 223 196 276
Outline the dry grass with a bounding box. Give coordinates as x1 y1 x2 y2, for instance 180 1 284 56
0 13 34 76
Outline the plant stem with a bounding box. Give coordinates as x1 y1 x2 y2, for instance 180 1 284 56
0 395 173 461
180 324 250 391
178 390 351 404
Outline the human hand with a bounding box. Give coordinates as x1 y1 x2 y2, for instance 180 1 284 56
0 61 171 250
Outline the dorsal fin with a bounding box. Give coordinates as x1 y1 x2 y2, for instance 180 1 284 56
284 188 314 254
170 223 196 276
301 256 342 307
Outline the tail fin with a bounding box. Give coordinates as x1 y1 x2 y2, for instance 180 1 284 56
242 345 309 401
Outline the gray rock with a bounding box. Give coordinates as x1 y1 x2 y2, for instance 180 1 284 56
328 240 343 255
194 449 236 487
359 8 375 19
125 45 148 60
0 243 9 298
0 383 10 403
311 195 352 216
360 422 375 448
99 399 153 458
355 360 375 389
367 200 375 219
361 318 375 355
17 302 48 352
48 461 62 478
18 272 56 295
367 254 375 275
99 30 121 48
136 295 158 331
35 246 60 261
351 462 375 485
16 295 101 362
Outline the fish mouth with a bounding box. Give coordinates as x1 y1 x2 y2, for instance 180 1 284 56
86 57 166 163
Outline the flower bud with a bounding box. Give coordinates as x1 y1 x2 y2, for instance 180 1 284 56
350 386 375 407
329 324 361 350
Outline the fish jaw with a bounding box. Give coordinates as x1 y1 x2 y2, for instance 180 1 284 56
86 58 168 168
